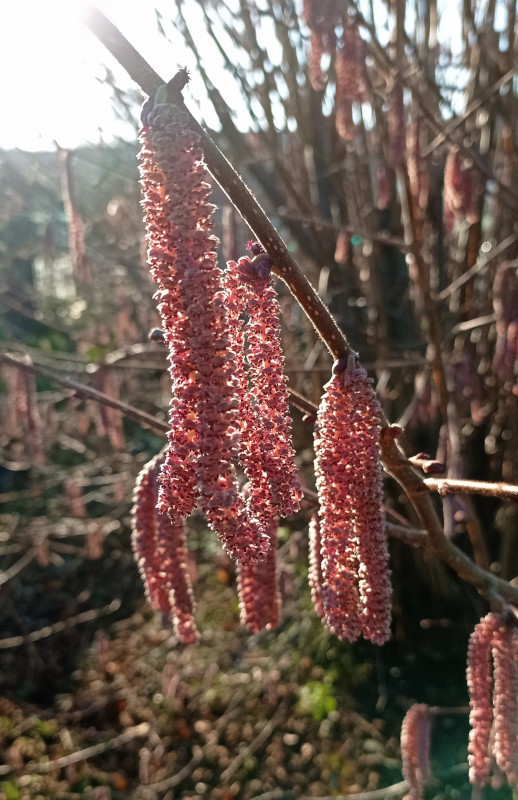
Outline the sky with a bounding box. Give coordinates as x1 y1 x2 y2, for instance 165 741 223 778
0 0 473 153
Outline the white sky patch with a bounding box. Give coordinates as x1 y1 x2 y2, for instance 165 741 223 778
0 1 130 149
0 0 196 151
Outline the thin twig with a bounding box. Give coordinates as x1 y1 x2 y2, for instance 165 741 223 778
82 5 162 94
0 548 35 586
443 314 496 344
0 599 121 650
278 210 410 251
143 694 244 793
386 523 428 548
220 706 285 783
422 65 518 157
437 231 518 302
0 351 169 436
424 478 518 501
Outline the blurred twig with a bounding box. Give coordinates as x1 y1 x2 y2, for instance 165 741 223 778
0 599 121 650
424 477 518 500
0 548 36 586
16 722 149 775
302 780 409 800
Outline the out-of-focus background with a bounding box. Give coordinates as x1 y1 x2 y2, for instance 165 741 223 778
1 0 517 797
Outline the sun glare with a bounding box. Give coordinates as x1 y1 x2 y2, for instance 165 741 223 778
0 0 172 151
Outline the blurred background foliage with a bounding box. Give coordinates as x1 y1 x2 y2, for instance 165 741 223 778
1 0 518 796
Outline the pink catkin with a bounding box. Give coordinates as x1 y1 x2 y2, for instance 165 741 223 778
337 25 369 104
314 358 391 644
156 503 199 645
18 364 44 465
94 366 125 451
131 455 198 644
443 147 479 232
139 104 266 564
223 260 273 525
237 518 280 633
400 704 432 800
302 0 340 90
334 231 349 264
223 256 301 521
492 622 518 781
1 365 23 439
139 127 198 519
308 31 326 92
467 612 500 786
315 372 361 642
376 166 392 211
335 25 370 141
335 86 355 142
244 266 302 517
492 262 518 382
58 148 92 287
335 24 370 141
308 513 324 618
65 472 86 519
407 120 429 213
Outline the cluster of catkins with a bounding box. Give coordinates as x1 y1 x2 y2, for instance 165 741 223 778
134 85 391 645
467 612 518 787
310 357 391 645
398 614 518 795
134 94 301 640
400 704 432 800
302 1 407 161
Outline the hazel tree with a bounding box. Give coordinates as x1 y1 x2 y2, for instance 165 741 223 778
2 0 518 795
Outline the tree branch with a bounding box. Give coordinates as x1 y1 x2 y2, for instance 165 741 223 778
424 477 518 501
